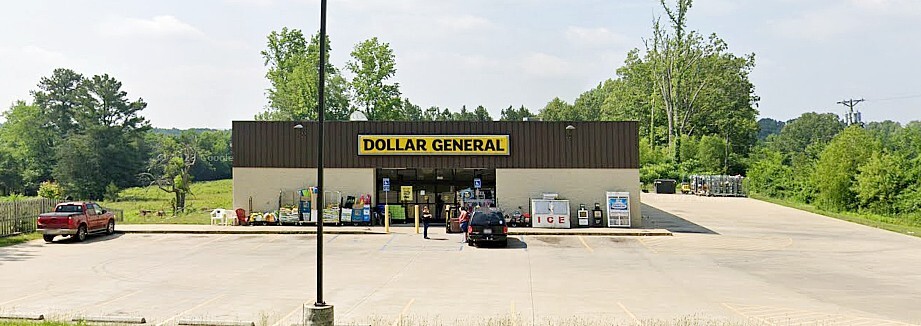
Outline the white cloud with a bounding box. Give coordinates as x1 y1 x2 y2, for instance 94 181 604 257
20 45 68 63
519 52 574 78
565 26 627 47
225 0 275 6
772 10 853 40
851 0 921 15
97 15 204 39
772 0 921 40
437 15 493 31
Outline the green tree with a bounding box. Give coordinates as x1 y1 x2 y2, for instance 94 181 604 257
473 105 493 121
80 74 150 185
0 146 21 195
53 134 104 199
347 37 402 121
866 120 901 148
141 142 195 215
37 181 63 199
697 135 726 173
641 0 759 160
852 153 908 214
744 147 793 198
398 98 424 121
499 105 535 121
259 28 350 121
168 130 233 181
451 105 478 121
539 97 576 121
0 101 55 192
771 112 844 155
757 118 785 141
813 126 879 211
572 81 613 121
32 68 84 136
422 106 451 121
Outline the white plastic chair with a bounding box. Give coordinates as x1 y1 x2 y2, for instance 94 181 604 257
210 209 228 225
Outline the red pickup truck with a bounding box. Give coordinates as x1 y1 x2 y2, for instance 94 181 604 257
37 202 116 242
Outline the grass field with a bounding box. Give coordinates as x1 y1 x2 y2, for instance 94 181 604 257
0 232 41 247
0 322 75 326
98 179 231 224
751 193 921 238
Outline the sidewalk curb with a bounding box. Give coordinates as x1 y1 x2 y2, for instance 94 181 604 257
115 230 385 235
509 231 672 236
115 229 672 236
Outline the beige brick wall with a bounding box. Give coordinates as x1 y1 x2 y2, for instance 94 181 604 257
232 168 374 213
495 169 641 227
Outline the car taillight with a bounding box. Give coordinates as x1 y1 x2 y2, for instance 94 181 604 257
504 225 508 234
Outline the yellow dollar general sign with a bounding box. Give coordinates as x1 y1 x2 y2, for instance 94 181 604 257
358 135 510 155
400 186 413 202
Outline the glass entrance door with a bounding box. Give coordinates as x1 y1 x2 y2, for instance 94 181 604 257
376 168 495 224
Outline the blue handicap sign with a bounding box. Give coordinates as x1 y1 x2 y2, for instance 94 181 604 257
474 178 481 189
383 178 391 192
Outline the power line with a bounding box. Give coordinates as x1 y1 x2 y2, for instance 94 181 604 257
869 94 921 102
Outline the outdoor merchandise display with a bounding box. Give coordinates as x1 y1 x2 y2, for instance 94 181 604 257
302 187 317 223
323 191 342 224
606 191 631 227
689 175 746 197
340 195 355 224
386 205 406 223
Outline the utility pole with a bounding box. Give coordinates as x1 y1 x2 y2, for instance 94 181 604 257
836 98 865 126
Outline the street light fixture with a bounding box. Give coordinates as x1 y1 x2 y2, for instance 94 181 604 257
304 0 332 324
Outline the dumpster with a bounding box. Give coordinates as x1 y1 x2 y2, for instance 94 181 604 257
654 179 677 194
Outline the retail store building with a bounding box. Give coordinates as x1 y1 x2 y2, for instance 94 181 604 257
232 121 642 227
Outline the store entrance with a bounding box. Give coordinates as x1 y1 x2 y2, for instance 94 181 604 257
375 168 496 224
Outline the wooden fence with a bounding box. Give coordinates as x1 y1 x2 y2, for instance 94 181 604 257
0 198 62 237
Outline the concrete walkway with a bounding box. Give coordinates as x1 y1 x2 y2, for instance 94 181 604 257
116 223 672 236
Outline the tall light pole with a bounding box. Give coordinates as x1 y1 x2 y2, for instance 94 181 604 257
305 0 332 324
316 0 327 307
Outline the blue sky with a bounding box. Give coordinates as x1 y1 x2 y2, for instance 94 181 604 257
1 0 919 129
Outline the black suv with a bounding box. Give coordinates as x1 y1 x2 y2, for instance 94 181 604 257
466 211 508 247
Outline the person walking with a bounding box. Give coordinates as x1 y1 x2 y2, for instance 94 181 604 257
458 206 470 243
421 205 433 239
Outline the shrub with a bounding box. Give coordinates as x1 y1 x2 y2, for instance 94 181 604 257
37 181 63 199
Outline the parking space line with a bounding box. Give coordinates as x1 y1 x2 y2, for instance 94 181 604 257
251 234 280 250
0 291 46 306
721 303 775 326
156 294 224 326
617 302 639 325
270 305 303 326
189 235 230 250
325 234 339 243
97 290 141 307
379 235 396 251
578 236 594 253
637 238 659 254
390 298 415 326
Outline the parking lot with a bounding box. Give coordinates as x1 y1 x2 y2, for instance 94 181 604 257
3 194 921 325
